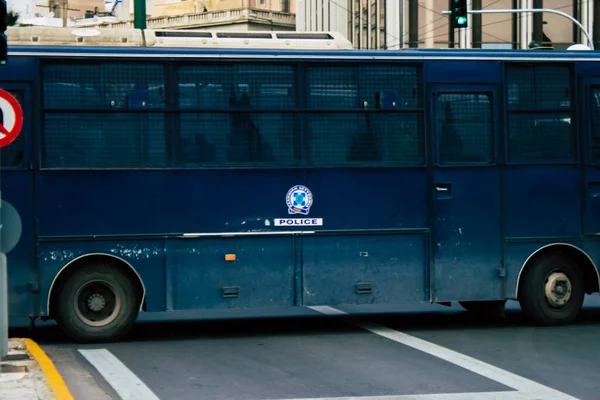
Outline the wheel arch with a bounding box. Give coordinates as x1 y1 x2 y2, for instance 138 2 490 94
515 243 600 298
47 253 147 318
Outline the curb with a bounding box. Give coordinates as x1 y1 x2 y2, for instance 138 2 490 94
22 338 74 400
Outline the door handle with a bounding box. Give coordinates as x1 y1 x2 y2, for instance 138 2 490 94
588 182 600 197
435 183 452 198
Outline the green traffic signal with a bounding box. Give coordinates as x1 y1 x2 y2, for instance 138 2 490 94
451 0 468 28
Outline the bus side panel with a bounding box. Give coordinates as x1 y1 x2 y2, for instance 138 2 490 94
299 168 429 305
301 233 428 306
166 237 295 310
37 240 167 316
36 170 306 236
2 55 38 327
300 169 427 229
5 172 36 326
504 166 581 238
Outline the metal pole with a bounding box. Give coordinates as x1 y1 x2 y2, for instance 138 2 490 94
358 0 363 49
424 0 434 48
61 0 67 28
595 0 600 49
574 0 580 44
443 8 595 50
459 27 466 48
366 0 371 48
448 0 455 48
520 0 529 49
512 0 518 49
375 0 380 49
472 0 482 48
582 0 589 46
533 0 543 44
409 0 418 48
1 252 7 361
134 0 146 29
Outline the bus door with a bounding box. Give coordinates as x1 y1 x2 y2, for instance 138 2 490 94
582 81 600 235
0 83 36 320
429 85 503 302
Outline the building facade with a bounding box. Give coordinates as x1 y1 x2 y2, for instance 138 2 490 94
296 0 595 50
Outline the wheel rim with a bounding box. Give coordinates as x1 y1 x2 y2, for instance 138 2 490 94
544 271 572 309
74 280 121 327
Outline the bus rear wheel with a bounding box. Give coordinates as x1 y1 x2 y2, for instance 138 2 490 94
54 263 141 343
519 253 584 326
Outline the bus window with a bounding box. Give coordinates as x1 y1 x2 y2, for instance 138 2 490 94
175 64 296 166
506 64 575 163
437 93 493 164
306 64 424 166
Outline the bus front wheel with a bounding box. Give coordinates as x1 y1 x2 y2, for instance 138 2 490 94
519 253 584 325
54 263 141 343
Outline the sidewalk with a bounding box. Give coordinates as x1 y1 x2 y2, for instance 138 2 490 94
0 338 73 400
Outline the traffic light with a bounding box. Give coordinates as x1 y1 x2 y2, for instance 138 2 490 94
0 0 6 65
451 0 468 29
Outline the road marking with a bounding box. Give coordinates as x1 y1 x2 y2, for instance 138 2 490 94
24 338 74 400
308 306 578 400
267 392 543 400
78 349 160 400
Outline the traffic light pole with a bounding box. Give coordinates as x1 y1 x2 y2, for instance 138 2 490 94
443 8 594 50
458 27 467 48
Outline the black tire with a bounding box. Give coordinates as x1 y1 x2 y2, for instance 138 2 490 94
54 262 141 343
519 253 584 326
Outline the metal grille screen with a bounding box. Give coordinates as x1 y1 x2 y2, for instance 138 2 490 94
506 64 575 163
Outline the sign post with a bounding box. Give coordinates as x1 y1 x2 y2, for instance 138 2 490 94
0 89 23 360
0 252 7 360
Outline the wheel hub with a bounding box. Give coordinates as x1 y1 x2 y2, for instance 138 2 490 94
87 293 106 312
74 280 121 327
545 272 572 308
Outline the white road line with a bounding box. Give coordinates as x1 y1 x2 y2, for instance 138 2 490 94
267 391 538 400
78 349 160 400
308 306 579 400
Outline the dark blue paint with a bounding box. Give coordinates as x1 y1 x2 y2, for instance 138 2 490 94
433 167 502 301
425 61 502 83
504 166 582 238
166 237 295 310
584 173 600 234
3 46 600 328
4 172 36 323
37 169 427 236
301 234 428 305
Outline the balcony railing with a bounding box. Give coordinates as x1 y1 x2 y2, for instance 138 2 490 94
75 8 296 30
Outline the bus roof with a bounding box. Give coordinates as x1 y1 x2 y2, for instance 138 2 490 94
6 26 600 62
6 26 354 50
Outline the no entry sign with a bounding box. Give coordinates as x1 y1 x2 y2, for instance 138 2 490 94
0 89 23 149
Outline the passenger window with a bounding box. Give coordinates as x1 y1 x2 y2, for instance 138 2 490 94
436 93 493 165
506 64 575 163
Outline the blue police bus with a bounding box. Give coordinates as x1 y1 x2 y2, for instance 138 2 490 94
2 26 599 343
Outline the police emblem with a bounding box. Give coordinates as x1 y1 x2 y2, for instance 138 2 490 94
286 185 313 215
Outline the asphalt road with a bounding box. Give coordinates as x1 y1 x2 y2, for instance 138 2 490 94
15 296 600 400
